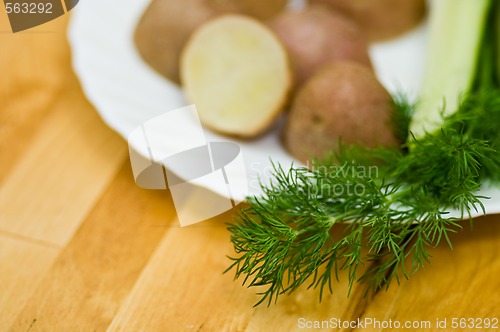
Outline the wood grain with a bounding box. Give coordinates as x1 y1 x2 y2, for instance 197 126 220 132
0 15 71 182
0 12 127 246
361 216 500 330
0 236 59 331
106 211 370 332
107 210 252 332
9 163 176 332
2 8 500 332
1 11 128 330
0 79 127 246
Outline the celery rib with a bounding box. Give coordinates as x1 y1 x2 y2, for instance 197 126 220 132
409 0 491 139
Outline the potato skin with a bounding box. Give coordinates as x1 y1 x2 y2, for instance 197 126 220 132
284 61 399 164
269 6 371 88
310 0 427 41
134 0 287 84
235 0 288 20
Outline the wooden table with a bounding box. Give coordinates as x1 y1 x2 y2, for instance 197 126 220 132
1 13 499 332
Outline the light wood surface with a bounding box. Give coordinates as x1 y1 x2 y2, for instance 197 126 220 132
1 12 499 332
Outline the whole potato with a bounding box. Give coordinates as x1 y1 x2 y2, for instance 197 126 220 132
284 61 399 164
269 6 371 88
310 0 427 41
134 0 287 84
235 0 289 20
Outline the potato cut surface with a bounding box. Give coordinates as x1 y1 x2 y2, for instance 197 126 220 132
181 15 292 137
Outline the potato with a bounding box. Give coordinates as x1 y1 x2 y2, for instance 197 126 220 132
284 61 399 164
269 6 371 88
134 0 287 84
181 15 292 137
235 0 289 19
310 0 427 41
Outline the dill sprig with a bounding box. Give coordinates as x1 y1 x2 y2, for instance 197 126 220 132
226 92 500 306
226 2 500 306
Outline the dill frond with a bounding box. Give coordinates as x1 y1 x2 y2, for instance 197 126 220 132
226 91 500 306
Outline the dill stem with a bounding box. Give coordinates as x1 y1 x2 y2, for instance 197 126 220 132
326 212 352 225
384 186 411 207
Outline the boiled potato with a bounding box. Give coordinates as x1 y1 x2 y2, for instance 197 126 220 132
269 6 371 88
236 0 289 19
310 0 427 41
284 61 399 163
181 15 292 137
134 0 287 84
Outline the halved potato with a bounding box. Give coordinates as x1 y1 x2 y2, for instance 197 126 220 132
181 15 292 137
134 0 288 84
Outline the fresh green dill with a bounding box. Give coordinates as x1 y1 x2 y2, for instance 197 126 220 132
226 1 500 306
226 93 500 306
392 92 415 144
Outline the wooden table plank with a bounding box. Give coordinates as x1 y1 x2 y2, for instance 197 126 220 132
0 235 59 331
0 15 71 182
0 11 127 247
106 207 254 332
8 163 176 332
360 215 500 330
106 207 368 332
0 76 128 246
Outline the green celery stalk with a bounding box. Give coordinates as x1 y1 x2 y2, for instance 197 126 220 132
409 0 491 139
496 0 500 84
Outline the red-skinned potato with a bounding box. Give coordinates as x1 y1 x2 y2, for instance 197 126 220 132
235 0 289 19
284 61 399 164
269 6 371 89
310 0 427 41
134 0 288 84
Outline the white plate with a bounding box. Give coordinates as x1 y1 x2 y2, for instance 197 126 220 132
68 0 500 219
